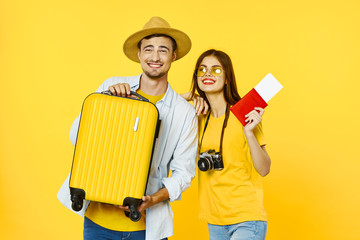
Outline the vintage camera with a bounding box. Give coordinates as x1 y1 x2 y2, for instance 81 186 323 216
198 149 224 171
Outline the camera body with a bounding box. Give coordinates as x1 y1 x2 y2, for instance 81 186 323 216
198 149 224 171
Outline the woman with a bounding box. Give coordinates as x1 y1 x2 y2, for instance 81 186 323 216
187 49 271 240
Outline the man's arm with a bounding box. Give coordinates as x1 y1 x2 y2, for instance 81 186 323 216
115 187 169 214
69 115 80 146
138 187 169 213
161 107 198 202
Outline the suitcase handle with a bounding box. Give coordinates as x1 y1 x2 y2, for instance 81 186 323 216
101 90 149 102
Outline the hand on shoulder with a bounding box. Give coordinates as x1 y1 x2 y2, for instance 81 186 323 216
180 92 209 116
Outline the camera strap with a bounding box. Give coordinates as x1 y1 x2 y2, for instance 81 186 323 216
199 103 230 155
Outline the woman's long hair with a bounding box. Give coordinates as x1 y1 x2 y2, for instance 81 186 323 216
189 49 241 109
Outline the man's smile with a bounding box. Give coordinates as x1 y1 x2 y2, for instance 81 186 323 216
147 62 163 68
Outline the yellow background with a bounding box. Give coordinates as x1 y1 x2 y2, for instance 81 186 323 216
1 0 359 239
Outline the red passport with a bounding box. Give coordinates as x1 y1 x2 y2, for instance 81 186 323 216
230 88 268 126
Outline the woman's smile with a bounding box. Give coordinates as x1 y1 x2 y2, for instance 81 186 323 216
202 78 216 85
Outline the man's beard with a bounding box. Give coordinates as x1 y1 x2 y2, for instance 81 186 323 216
143 70 167 79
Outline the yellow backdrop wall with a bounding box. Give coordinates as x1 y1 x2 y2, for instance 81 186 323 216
1 0 359 239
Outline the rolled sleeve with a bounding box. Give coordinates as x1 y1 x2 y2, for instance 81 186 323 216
161 110 198 202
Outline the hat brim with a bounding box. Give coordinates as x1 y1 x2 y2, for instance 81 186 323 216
123 27 192 63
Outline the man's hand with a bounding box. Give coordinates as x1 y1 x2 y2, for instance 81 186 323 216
114 205 130 211
114 187 169 216
108 83 136 98
114 196 153 216
138 187 169 214
138 195 155 214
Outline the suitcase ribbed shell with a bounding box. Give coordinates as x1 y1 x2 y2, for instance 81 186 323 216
69 93 158 205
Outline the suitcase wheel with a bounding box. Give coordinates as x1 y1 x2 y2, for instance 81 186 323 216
124 206 141 222
123 197 142 222
72 200 83 211
70 188 86 212
129 209 141 222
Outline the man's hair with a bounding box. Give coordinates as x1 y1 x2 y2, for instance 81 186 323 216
137 34 177 53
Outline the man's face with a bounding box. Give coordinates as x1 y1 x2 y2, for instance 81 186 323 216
138 36 176 79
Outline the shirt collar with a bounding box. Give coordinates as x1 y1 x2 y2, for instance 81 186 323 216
132 73 173 108
157 83 173 108
130 74 142 91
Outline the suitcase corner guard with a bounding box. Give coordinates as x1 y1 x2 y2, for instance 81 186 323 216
70 187 86 211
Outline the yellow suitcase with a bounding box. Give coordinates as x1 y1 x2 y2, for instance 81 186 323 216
69 90 160 221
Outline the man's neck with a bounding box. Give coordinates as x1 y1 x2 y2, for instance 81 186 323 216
139 73 168 96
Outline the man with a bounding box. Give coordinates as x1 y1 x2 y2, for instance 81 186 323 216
61 17 198 240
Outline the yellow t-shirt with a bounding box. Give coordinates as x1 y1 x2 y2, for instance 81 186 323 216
136 89 165 105
198 111 267 225
85 89 164 231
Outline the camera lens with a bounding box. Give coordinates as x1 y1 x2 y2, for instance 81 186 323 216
198 158 211 171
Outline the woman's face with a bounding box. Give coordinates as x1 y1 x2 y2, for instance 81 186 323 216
197 56 226 95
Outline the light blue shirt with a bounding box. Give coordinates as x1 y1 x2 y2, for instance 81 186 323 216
62 74 198 240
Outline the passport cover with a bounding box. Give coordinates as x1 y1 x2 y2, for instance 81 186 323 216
230 88 268 126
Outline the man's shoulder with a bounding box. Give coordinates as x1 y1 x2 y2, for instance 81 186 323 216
171 91 196 116
103 75 140 86
97 75 141 92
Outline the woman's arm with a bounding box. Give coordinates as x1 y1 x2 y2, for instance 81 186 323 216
243 107 271 177
180 92 192 100
180 92 209 116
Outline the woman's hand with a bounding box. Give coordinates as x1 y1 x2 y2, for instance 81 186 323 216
193 95 209 116
180 92 209 116
243 107 265 134
243 107 271 176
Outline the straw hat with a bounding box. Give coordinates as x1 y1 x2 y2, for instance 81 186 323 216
123 17 192 63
